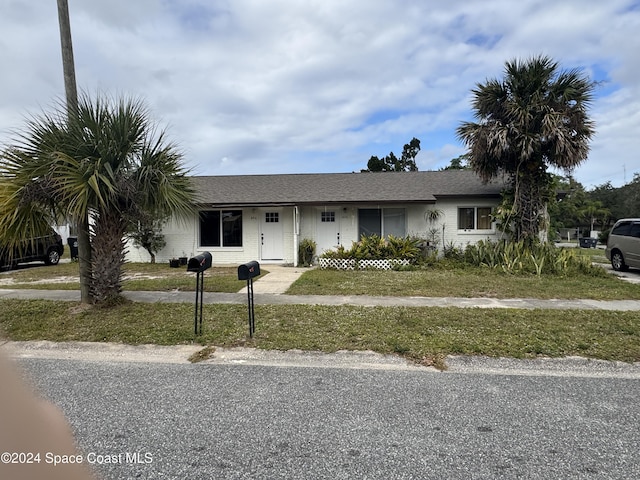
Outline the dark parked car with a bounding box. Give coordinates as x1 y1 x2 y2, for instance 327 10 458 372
0 231 64 270
605 218 640 271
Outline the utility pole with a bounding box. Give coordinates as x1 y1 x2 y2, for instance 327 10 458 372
57 0 78 113
57 0 92 303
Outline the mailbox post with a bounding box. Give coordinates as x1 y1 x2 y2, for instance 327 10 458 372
187 252 212 335
238 261 260 337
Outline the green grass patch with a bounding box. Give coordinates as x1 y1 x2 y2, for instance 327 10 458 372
286 267 640 300
572 246 608 264
1 299 638 366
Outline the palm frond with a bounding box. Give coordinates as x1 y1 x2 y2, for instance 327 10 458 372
0 92 195 303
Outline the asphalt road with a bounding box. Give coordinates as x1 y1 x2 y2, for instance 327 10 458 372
11 352 640 480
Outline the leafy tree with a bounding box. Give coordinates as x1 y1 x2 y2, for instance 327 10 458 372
588 181 622 225
547 177 610 238
440 153 470 170
547 175 586 232
620 173 640 218
588 174 640 223
128 212 168 264
363 138 420 172
0 93 195 304
457 55 595 243
579 200 610 233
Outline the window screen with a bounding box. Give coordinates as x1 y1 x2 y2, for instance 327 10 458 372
477 208 492 230
358 209 381 237
383 208 406 237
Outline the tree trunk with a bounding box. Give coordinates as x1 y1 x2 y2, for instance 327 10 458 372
90 210 127 305
77 215 93 304
513 171 545 243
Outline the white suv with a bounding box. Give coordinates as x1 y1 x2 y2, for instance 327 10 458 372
605 219 640 271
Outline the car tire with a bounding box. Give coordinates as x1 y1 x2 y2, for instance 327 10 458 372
611 250 629 272
45 248 61 266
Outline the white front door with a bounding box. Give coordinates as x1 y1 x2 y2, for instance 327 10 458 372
260 211 284 260
316 209 341 254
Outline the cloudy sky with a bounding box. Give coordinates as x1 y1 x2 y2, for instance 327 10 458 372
1 0 638 188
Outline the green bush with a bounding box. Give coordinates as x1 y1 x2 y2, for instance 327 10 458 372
443 241 465 262
350 234 390 260
321 236 604 277
387 235 422 260
298 238 316 267
320 244 349 260
320 235 423 262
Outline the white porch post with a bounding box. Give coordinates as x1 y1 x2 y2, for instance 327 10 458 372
293 206 300 266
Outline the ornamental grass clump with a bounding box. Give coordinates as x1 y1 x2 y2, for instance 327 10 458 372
463 239 604 277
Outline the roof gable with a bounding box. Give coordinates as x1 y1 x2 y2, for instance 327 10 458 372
191 171 503 206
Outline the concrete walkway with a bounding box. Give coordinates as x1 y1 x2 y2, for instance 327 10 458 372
237 264 307 294
0 289 639 310
1 264 640 310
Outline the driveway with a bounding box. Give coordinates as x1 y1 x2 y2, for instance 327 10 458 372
599 263 640 284
7 344 640 480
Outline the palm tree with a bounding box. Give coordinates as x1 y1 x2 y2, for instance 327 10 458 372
580 200 610 233
0 93 196 304
457 55 595 243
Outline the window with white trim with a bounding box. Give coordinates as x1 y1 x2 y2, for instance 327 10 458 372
358 208 406 238
200 210 243 247
458 207 493 231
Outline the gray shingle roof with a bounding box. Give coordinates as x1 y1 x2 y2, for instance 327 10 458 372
190 170 504 206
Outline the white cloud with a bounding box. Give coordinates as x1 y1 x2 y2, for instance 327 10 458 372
0 0 638 187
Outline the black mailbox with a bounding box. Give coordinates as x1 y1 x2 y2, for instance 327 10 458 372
187 252 212 272
238 260 260 338
238 261 260 280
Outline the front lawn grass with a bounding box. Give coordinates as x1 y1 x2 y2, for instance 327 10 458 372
0 263 260 293
2 258 638 301
1 299 638 367
286 267 640 300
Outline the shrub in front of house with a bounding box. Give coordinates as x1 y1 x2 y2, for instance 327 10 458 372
319 235 423 270
298 238 316 267
462 239 606 276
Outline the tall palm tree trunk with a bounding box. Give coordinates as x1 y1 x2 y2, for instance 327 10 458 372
513 169 547 243
77 215 93 303
90 210 127 305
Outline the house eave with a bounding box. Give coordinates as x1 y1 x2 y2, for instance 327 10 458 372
434 193 502 199
195 199 438 209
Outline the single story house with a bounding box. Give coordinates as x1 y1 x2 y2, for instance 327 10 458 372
126 170 506 265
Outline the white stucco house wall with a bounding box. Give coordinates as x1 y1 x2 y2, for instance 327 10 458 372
126 170 506 265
